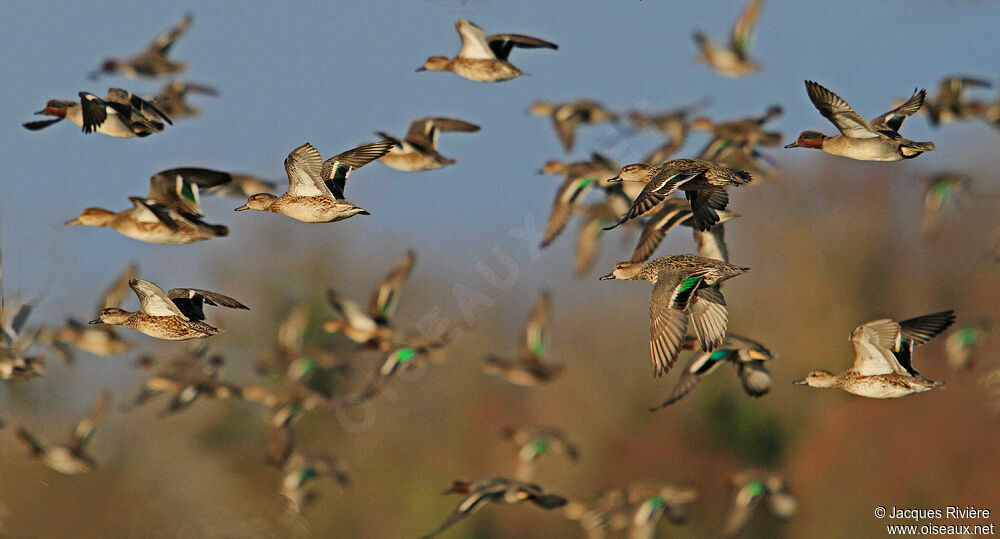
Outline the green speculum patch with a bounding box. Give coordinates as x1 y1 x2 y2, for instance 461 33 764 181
395 348 417 363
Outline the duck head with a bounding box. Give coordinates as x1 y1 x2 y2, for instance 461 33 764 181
36 100 74 118
90 308 129 326
417 57 450 72
785 131 825 149
607 163 653 183
66 208 115 227
235 193 277 211
792 370 836 388
599 261 644 280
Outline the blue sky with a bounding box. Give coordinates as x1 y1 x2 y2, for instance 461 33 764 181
2 0 999 349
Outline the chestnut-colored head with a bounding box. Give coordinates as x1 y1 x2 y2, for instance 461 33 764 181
792 370 836 388
417 57 450 72
38 100 74 118
785 131 826 149
65 208 115 226
445 480 472 494
91 307 129 325
599 261 645 281
235 193 277 211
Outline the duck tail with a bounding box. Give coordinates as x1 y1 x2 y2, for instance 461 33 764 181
899 141 936 159
209 224 229 237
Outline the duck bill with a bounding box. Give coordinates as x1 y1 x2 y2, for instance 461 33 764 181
34 109 47 115
791 378 807 385
234 204 250 211
65 218 82 225
606 176 622 183
783 142 799 149
88 319 103 325
415 66 427 72
598 273 616 280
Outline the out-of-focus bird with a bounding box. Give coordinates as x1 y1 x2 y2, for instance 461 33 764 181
149 81 218 119
376 117 480 171
16 391 110 475
123 346 240 416
24 88 172 137
90 278 248 340
483 291 563 386
630 198 740 264
627 483 698 539
945 321 990 372
600 255 749 377
921 173 971 234
693 0 763 77
564 488 632 539
418 19 558 82
324 250 417 350
723 471 797 537
794 311 954 398
65 167 232 244
630 100 709 163
529 100 618 152
786 80 935 161
235 141 391 222
422 477 567 538
651 333 772 410
692 105 783 180
501 425 579 481
342 322 462 407
1 303 45 381
912 75 994 126
39 264 136 362
88 13 193 79
572 203 619 277
280 453 350 516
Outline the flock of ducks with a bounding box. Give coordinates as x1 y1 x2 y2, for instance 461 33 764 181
5 3 1000 536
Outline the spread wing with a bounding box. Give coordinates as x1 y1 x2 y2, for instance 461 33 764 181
368 250 417 321
284 143 329 197
78 92 109 133
167 288 249 322
105 88 172 125
606 171 701 230
130 278 186 318
649 270 708 376
689 285 728 351
651 349 729 410
520 291 550 360
145 13 193 57
455 19 496 60
71 391 110 451
630 200 692 262
728 0 762 58
101 264 138 311
871 88 926 135
541 176 598 247
320 140 393 199
148 168 232 215
804 80 878 138
487 34 558 61
405 118 480 149
849 318 905 375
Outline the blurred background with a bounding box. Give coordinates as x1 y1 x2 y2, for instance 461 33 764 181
2 0 1000 536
